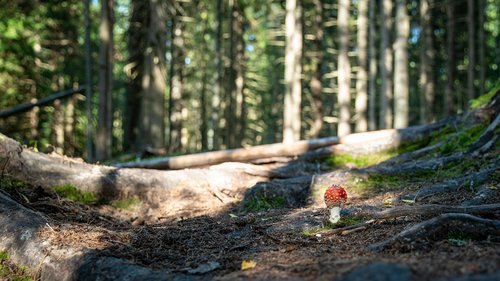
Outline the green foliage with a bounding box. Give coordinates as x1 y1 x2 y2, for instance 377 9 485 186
0 251 34 281
470 79 500 109
110 197 140 210
0 176 29 190
53 183 97 205
244 195 285 212
439 124 486 155
326 151 397 169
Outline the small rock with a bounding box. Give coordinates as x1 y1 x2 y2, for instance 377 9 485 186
187 261 221 274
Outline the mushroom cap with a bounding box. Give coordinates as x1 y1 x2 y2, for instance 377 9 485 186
324 184 347 208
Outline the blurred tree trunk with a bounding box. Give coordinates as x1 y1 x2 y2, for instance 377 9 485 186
200 12 209 151
309 0 324 138
138 0 167 152
393 0 409 128
212 0 223 150
96 0 114 161
124 0 144 152
84 0 94 161
467 0 476 105
53 99 64 154
355 0 368 133
379 0 393 129
419 0 435 124
445 0 456 116
337 0 351 137
64 95 76 156
169 2 184 153
283 0 302 143
478 0 485 96
234 4 245 148
368 0 377 131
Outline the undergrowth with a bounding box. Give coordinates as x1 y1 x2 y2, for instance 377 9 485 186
53 183 97 205
244 195 285 212
0 251 35 281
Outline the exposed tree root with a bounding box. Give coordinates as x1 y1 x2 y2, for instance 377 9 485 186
371 203 500 219
0 192 201 280
367 213 500 251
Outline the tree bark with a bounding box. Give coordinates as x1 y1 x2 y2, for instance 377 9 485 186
393 0 409 128
96 0 114 161
445 1 456 116
169 2 184 153
478 0 485 96
379 0 393 129
355 0 368 133
212 0 223 150
309 0 324 138
337 0 351 137
419 0 435 123
283 0 302 143
83 0 94 162
138 0 167 151
368 0 377 131
467 0 476 105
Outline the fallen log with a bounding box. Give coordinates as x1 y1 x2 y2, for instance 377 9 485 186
0 133 269 220
367 213 500 251
113 116 456 170
112 136 340 169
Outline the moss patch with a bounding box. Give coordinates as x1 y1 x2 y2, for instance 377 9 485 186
0 251 35 281
0 176 29 190
53 183 97 205
326 151 397 169
470 78 500 109
244 195 285 212
110 197 140 210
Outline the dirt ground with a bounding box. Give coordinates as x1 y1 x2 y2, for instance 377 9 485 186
3 171 499 281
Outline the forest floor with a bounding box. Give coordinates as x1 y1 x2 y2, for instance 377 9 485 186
1 92 500 280
1 128 500 280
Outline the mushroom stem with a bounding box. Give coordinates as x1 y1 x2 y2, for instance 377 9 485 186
329 206 341 224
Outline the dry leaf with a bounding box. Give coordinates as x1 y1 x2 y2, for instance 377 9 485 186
241 260 256 270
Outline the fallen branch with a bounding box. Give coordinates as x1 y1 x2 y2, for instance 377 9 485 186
321 220 375 237
112 136 340 170
367 213 500 251
371 203 500 219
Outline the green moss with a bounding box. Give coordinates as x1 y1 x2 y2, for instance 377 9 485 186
244 195 285 212
0 251 35 281
110 197 140 210
470 78 500 109
0 176 29 190
53 183 97 205
439 124 486 155
326 151 397 169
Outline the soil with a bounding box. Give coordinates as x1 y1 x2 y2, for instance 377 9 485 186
2 167 499 281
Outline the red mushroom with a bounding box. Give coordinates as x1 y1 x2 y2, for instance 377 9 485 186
324 184 347 224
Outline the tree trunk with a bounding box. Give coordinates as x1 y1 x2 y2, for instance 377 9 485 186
83 0 94 162
53 98 64 154
230 1 245 148
64 95 76 156
445 0 456 116
139 0 166 151
355 0 368 133
478 0 485 96
96 0 114 161
379 0 393 129
338 0 351 137
368 0 377 131
419 0 435 123
283 0 302 143
169 4 184 153
124 0 143 153
393 0 409 128
467 0 476 105
309 0 324 138
212 0 223 150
